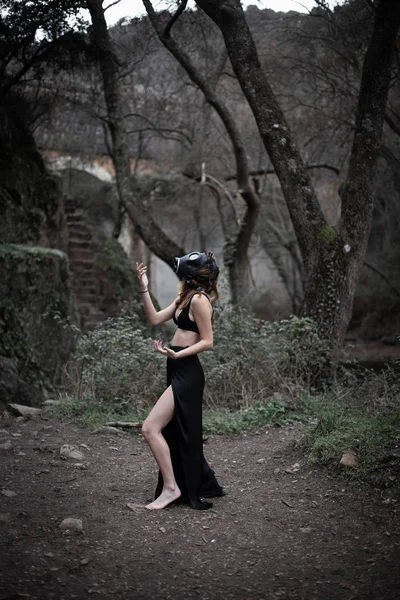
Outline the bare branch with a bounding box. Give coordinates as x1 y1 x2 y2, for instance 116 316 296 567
124 112 192 144
384 112 400 138
164 0 188 37
104 0 123 13
86 0 185 265
201 167 240 226
225 163 340 182
364 262 400 300
143 0 260 301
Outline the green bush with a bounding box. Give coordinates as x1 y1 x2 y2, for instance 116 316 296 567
69 307 164 411
66 303 326 409
60 303 327 423
202 304 326 408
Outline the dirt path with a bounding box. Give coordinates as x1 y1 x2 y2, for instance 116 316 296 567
0 412 399 600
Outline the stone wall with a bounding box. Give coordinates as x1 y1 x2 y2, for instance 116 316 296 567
0 96 78 407
0 245 77 407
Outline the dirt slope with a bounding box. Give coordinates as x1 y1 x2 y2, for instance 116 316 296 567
0 413 399 600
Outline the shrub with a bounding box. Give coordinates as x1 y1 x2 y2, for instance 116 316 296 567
202 304 326 408
62 302 327 413
68 307 164 412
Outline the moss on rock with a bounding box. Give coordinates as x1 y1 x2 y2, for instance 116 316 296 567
87 230 153 324
96 235 137 305
317 225 337 245
0 244 77 401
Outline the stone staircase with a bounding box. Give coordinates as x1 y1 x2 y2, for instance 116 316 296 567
63 197 107 331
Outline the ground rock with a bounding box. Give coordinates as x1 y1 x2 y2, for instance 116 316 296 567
0 440 12 450
59 518 83 531
60 444 84 460
0 513 11 522
340 451 358 467
285 462 300 474
300 527 312 534
8 404 41 418
1 489 17 497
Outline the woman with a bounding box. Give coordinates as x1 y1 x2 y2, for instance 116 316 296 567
136 251 224 511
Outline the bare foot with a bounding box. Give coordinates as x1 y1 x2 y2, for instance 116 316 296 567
145 487 181 510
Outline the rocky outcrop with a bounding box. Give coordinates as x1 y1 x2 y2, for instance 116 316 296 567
0 245 77 406
0 94 63 247
0 96 78 406
0 357 44 409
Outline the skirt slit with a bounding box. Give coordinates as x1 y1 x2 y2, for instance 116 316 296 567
154 346 224 510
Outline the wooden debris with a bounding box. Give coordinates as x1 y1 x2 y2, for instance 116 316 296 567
105 421 142 429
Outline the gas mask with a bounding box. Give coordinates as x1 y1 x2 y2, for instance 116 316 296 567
173 252 208 281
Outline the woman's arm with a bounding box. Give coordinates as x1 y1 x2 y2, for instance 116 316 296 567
136 262 178 326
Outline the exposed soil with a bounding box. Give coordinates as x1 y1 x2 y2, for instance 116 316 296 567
0 412 399 600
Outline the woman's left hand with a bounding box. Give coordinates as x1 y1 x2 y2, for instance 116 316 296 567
154 340 178 359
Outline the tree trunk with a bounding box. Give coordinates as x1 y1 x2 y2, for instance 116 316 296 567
143 0 260 304
302 0 400 376
195 0 325 270
86 0 184 267
196 0 400 380
301 231 365 374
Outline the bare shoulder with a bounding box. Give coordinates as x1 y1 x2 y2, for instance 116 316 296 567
191 293 212 312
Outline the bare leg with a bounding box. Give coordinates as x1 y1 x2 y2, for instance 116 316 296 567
141 385 181 510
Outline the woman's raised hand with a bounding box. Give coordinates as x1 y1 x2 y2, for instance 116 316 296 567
135 262 149 291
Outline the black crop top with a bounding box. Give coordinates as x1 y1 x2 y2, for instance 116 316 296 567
173 293 214 333
173 302 199 333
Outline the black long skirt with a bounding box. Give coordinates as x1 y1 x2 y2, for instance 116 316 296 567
154 346 224 510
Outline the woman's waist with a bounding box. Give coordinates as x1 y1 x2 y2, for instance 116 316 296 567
171 330 199 346
168 344 202 365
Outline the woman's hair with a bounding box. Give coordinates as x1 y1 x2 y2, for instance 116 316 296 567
176 252 219 310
